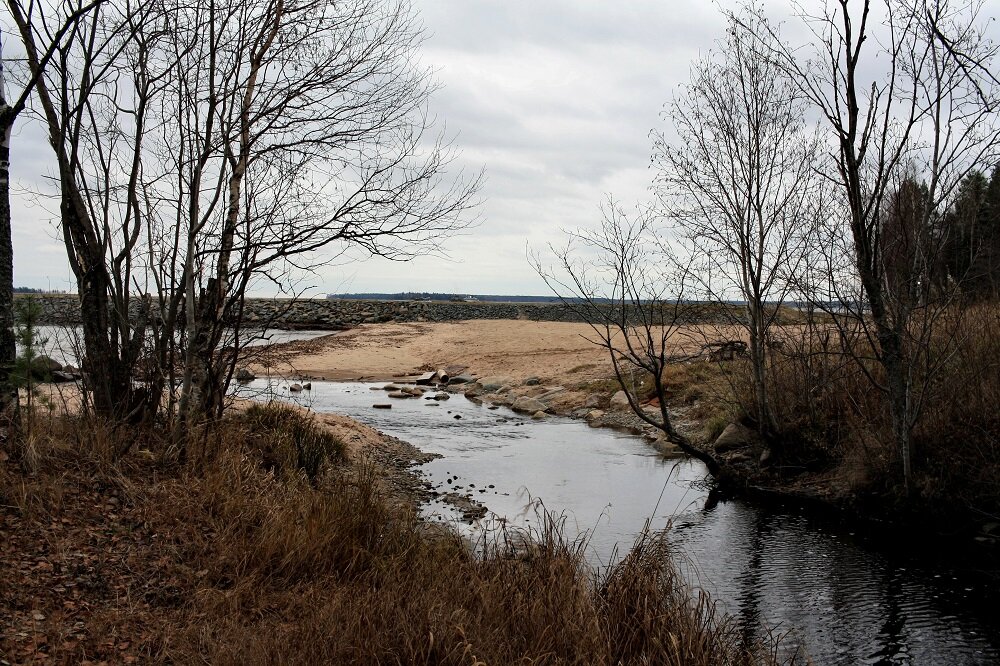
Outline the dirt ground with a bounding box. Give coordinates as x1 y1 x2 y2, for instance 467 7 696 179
255 319 712 388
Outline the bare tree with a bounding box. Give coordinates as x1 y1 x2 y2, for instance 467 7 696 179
534 200 718 473
0 1 104 426
744 0 1000 491
11 0 479 445
7 0 154 421
652 6 820 436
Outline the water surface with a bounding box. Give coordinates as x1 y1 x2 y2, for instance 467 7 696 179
270 380 1000 665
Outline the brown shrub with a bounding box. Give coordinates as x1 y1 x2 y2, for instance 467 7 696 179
756 302 1000 509
146 412 780 665
242 401 346 480
3 403 784 664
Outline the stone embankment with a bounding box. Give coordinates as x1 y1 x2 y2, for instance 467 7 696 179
237 298 597 328
25 294 709 329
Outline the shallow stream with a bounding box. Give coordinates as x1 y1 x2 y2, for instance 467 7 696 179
265 380 1000 665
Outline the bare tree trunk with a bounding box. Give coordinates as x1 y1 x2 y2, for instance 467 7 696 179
0 111 17 425
746 302 773 434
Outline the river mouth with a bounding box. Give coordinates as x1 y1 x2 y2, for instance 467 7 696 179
253 379 1000 665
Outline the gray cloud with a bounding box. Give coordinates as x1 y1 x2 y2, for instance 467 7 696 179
5 0 823 296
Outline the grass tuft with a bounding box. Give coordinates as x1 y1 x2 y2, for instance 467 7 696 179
242 402 346 480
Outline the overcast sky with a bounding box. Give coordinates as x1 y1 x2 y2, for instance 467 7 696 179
13 0 988 297
7 0 738 296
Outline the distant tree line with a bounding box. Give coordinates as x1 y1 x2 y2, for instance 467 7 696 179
331 292 588 304
938 167 1000 299
13 286 68 294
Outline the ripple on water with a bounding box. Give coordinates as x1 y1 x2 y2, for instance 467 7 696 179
251 379 1000 666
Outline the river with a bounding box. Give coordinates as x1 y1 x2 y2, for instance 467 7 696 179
23 326 335 366
25 323 1000 664
263 379 1000 666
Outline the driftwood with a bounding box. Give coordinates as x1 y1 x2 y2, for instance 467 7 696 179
704 340 748 362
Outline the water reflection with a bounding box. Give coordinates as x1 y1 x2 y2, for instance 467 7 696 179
24 325 334 366
675 503 999 664
262 380 1000 665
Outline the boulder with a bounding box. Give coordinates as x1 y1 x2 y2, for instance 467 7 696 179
523 376 541 386
432 392 450 401
235 368 256 382
402 386 424 396
34 355 63 372
289 383 303 392
303 382 312 390
512 397 547 414
537 387 565 401
382 384 402 391
610 390 631 409
448 374 476 385
713 423 762 454
651 436 680 456
585 409 605 422
50 370 78 383
29 355 62 379
477 376 510 392
387 391 412 399
531 411 547 420
583 394 603 408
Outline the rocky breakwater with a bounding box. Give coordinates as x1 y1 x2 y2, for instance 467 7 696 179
27 294 750 330
27 295 600 329
238 298 600 328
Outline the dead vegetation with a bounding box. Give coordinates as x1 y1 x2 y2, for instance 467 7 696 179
1 403 785 665
683 304 1000 518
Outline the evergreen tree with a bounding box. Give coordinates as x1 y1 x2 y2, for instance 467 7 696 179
941 170 992 297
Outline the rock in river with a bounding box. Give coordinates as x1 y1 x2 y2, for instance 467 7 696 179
235 368 256 382
713 423 762 453
512 397 547 414
610 390 631 409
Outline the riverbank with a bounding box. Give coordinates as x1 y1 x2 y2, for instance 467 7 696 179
264 319 1000 550
0 404 779 664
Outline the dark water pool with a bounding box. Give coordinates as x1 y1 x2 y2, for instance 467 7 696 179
257 380 1000 665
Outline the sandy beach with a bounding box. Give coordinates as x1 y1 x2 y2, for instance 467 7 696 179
256 319 714 389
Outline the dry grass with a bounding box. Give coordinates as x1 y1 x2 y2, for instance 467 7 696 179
242 401 346 480
1 403 785 665
747 303 1000 511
